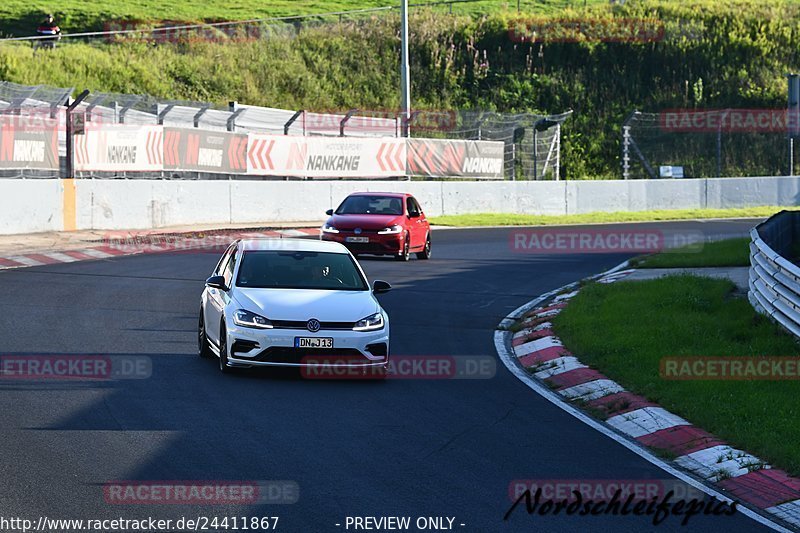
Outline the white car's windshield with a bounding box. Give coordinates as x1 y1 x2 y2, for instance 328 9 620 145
336 195 403 215
236 250 368 291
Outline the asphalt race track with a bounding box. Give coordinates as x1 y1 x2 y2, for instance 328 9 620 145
0 220 777 532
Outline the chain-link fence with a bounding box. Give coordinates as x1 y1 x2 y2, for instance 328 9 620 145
411 110 572 179
622 109 793 179
0 81 72 178
0 81 571 180
75 91 571 180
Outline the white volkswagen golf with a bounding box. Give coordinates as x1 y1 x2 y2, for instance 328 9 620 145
198 238 391 373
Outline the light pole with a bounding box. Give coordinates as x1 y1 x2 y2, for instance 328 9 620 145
400 0 411 137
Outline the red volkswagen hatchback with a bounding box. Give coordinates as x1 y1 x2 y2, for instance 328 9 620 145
321 192 431 261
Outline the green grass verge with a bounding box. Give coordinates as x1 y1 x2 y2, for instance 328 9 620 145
553 275 800 475
429 207 797 227
632 237 751 268
0 0 602 36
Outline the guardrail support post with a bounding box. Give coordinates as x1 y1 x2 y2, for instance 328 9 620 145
284 110 304 135
65 89 90 179
193 105 210 128
157 104 174 125
227 105 246 132
340 109 359 137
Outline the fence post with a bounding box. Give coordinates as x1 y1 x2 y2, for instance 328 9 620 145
157 104 174 125
717 109 728 178
227 101 244 132
65 90 90 179
193 105 210 128
340 109 358 137
555 124 561 181
284 110 303 135
622 111 635 180
511 142 516 181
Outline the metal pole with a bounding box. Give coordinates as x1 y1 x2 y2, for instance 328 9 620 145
787 74 799 175
555 124 561 181
66 90 90 179
716 111 722 177
511 142 516 181
400 0 411 137
621 111 636 180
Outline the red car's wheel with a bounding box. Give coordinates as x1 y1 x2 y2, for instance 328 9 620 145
396 233 411 261
417 233 431 260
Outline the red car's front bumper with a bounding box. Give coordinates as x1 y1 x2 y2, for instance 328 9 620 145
321 230 405 255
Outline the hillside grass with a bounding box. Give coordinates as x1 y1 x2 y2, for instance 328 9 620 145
0 0 603 36
2 0 800 178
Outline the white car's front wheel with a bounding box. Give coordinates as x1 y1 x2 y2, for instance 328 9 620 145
218 322 231 374
198 310 213 359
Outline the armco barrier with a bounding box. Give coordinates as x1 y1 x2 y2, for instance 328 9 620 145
748 210 800 338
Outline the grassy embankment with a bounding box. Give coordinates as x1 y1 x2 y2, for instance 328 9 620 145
1 1 800 178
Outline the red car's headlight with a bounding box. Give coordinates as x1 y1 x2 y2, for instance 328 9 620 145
377 225 403 235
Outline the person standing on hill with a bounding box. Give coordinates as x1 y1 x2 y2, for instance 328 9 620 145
35 14 61 50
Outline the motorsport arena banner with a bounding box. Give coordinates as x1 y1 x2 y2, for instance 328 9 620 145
407 138 504 179
247 134 407 178
163 128 248 174
0 114 60 170
73 125 163 172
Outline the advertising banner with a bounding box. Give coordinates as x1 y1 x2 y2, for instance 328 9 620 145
69 123 503 178
0 114 60 170
407 139 504 179
74 125 163 172
163 128 247 173
247 134 406 178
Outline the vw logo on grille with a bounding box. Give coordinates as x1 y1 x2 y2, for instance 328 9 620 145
307 319 321 332
354 228 362 235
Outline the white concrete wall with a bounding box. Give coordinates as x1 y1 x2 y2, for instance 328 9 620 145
2 176 800 235
0 179 63 234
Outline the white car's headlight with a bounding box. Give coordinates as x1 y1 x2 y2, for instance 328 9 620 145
233 309 273 329
322 224 339 234
353 312 384 331
377 225 403 235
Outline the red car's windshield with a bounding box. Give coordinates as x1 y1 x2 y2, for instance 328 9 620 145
336 195 403 215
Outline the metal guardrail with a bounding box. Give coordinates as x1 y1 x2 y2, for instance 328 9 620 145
748 210 800 337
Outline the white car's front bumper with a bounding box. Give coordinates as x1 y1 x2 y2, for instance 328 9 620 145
224 322 390 368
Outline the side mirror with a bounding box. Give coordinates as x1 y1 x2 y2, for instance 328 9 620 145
326 209 334 216
206 275 227 291
408 211 419 218
372 280 392 294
